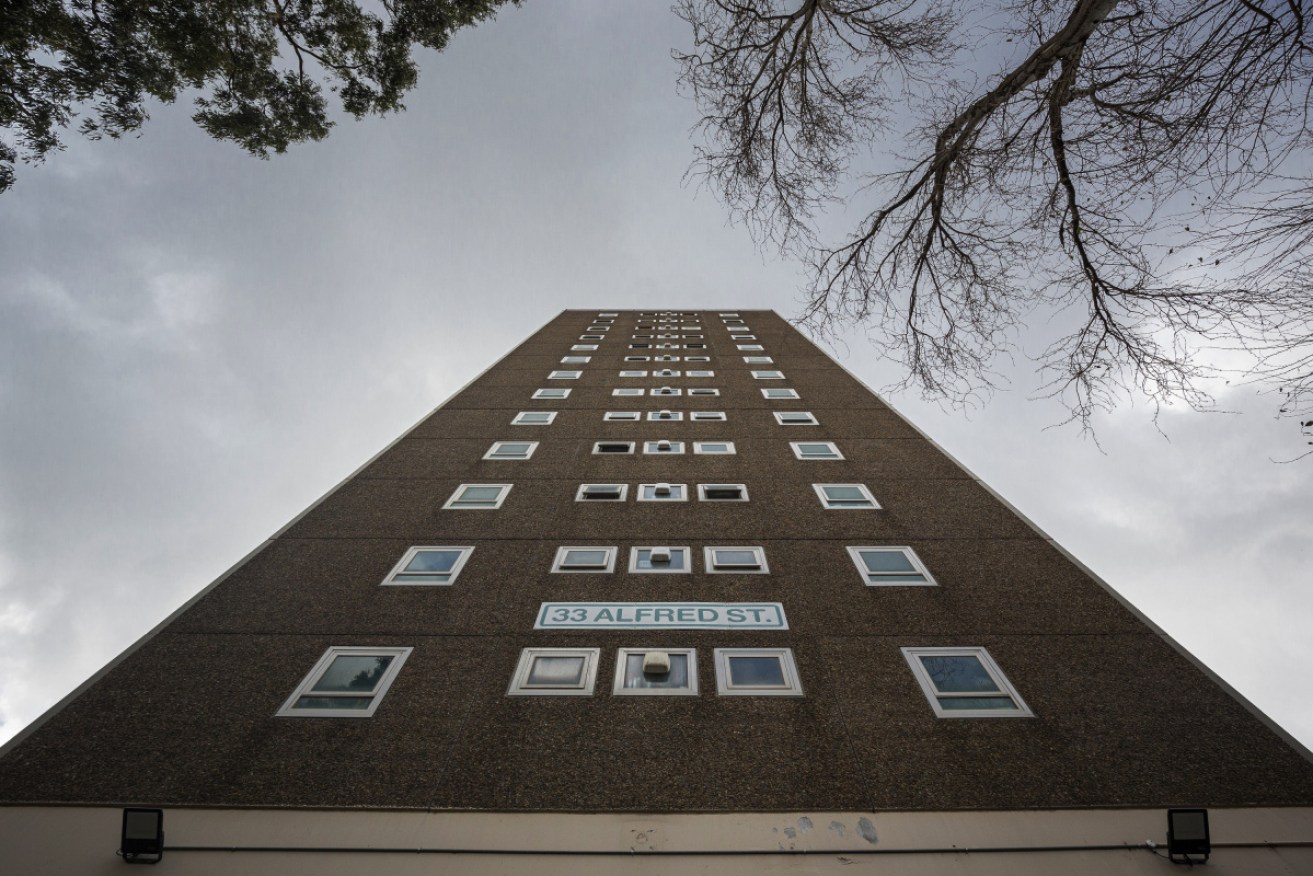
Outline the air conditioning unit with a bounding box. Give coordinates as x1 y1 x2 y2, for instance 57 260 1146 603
650 547 672 564
643 651 671 674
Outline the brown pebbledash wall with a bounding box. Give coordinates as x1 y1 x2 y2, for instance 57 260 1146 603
1 310 1310 811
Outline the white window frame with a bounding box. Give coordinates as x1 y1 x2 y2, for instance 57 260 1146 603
560 356 591 364
483 440 538 460
592 441 635 455
532 388 571 400
443 483 511 510
605 411 641 421
847 546 938 587
685 356 711 362
814 483 880 509
902 647 1033 718
791 441 843 460
697 483 749 502
552 545 618 573
580 334 604 341
278 646 413 717
598 312 618 317
613 387 645 396
628 546 693 574
688 388 720 396
508 648 601 697
774 411 819 426
690 411 726 421
651 387 683 396
647 410 684 421
685 369 715 378
637 482 688 502
714 648 803 697
576 483 629 501
704 546 769 573
654 354 680 362
761 388 800 399
624 355 651 362
752 370 785 380
719 312 739 317
743 356 774 364
613 647 699 696
381 546 475 587
693 441 736 455
736 345 763 352
619 370 648 377
548 370 582 380
644 439 685 455
512 411 556 426
653 369 681 378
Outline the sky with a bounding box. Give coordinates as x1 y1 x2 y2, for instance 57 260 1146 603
1 2 1310 757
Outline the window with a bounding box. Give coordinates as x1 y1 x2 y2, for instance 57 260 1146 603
688 388 720 396
625 355 651 362
613 648 698 696
647 410 683 421
638 482 687 501
548 370 582 380
508 648 600 696
613 388 645 397
685 356 711 363
743 356 773 364
705 546 768 573
512 411 556 426
644 439 685 454
484 441 538 460
685 343 707 349
902 647 1033 717
605 411 640 421
619 370 648 377
593 441 635 455
629 344 652 350
629 546 692 573
560 356 591 364
576 483 628 501
775 411 818 425
655 343 681 349
552 546 617 573
686 369 715 377
382 546 474 586
847 546 937 586
698 483 748 502
598 312 618 317
731 327 752 332
814 483 880 509
532 388 571 400
580 334 604 341
734 338 759 344
719 312 739 317
791 441 843 460
443 484 511 509
690 411 726 421
654 355 680 362
714 648 802 697
752 370 785 380
651 386 682 396
654 368 681 377
762 388 800 399
278 646 413 717
693 441 735 455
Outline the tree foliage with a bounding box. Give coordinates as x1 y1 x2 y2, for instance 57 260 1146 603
677 0 1313 446
0 0 514 193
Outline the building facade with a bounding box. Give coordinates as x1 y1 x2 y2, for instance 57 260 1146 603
1 309 1311 874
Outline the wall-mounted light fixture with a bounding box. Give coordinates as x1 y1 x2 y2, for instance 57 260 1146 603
1167 808 1209 864
119 808 164 864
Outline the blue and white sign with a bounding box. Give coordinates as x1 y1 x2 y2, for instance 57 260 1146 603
535 602 788 630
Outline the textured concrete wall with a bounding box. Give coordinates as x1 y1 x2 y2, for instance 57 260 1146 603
1 310 1311 810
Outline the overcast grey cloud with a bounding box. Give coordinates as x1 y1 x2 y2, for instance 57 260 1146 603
1 1 1309 755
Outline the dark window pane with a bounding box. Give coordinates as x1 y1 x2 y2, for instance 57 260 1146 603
919 655 1000 693
728 656 786 687
312 655 393 693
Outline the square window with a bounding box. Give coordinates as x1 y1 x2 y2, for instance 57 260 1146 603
762 388 800 399
549 370 582 380
605 411 640 421
902 647 1032 717
552 546 618 573
508 648 600 696
714 648 802 697
629 546 692 573
688 388 720 396
638 482 688 501
743 356 773 364
443 484 511 509
690 411 726 421
512 411 556 426
647 410 684 421
619 370 648 377
561 356 591 364
651 387 682 396
570 345 598 352
752 370 785 380
278 647 413 717
848 546 937 586
693 441 735 455
613 387 645 397
532 388 571 400
576 483 628 501
775 411 818 425
685 356 711 363
613 648 698 696
592 441 635 455
685 370 715 377
625 355 651 362
814 483 880 509
698 483 748 502
654 369 681 377
484 440 538 460
644 439 685 454
382 547 474 586
705 546 768 573
791 441 843 460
